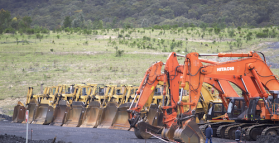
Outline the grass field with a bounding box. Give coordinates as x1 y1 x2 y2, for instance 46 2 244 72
0 27 278 115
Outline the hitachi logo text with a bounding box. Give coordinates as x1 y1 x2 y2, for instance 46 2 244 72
217 67 234 71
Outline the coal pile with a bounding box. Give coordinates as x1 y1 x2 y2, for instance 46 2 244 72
257 135 279 143
0 114 12 121
0 134 68 143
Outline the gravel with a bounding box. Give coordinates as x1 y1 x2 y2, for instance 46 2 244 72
0 114 12 121
0 119 260 143
0 134 63 143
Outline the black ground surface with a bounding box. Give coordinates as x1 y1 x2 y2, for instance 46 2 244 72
0 121 258 143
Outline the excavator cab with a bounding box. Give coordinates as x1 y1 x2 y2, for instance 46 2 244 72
247 96 275 121
226 97 246 120
206 101 226 120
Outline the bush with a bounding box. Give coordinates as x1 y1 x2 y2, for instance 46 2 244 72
26 28 34 34
41 28 49 34
4 27 15 33
125 34 130 37
256 32 268 38
143 36 151 41
118 34 123 38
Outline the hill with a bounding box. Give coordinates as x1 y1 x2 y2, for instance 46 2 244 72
1 0 279 29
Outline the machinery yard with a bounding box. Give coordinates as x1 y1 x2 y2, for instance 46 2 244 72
2 0 279 142
1 26 279 143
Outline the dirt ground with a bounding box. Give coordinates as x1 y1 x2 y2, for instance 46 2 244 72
0 120 258 143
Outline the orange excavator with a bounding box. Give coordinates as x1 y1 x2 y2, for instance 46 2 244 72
128 51 279 142
173 51 279 141
127 53 242 141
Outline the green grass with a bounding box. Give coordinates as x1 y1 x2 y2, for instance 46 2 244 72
0 27 278 116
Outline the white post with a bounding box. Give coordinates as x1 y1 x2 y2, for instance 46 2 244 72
26 110 29 143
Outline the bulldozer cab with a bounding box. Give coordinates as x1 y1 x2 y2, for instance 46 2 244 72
92 84 113 106
110 85 127 105
125 86 139 103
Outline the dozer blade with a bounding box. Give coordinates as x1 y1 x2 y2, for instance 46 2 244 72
110 102 136 130
97 102 118 128
63 102 86 127
25 99 38 124
12 103 26 123
80 101 103 128
51 100 69 126
32 104 54 125
173 118 206 143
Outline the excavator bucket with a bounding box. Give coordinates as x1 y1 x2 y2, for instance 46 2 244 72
80 101 103 128
25 99 38 124
97 102 118 128
133 104 164 139
12 102 26 123
146 104 163 127
63 102 86 127
111 102 136 130
174 118 206 143
32 104 54 125
51 100 69 126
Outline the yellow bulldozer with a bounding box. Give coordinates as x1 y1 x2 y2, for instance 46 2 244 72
32 85 60 125
62 84 94 127
50 84 76 126
79 84 114 128
12 87 34 123
97 85 126 128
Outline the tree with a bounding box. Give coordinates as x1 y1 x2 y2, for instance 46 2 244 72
0 9 11 33
63 16 72 28
22 16 32 28
201 14 216 24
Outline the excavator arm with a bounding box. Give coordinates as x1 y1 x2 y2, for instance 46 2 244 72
127 61 165 128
